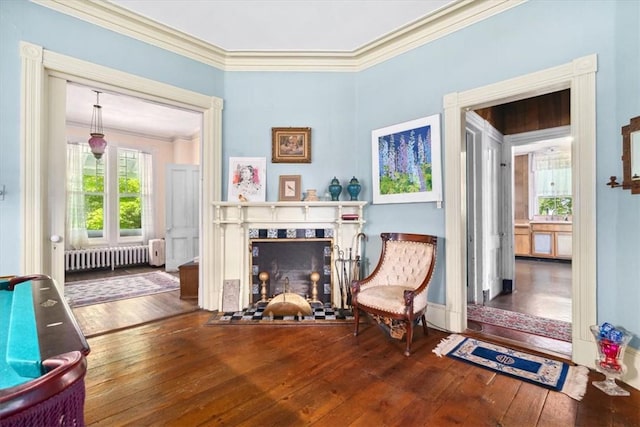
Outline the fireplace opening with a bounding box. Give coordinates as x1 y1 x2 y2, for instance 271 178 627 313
250 238 333 305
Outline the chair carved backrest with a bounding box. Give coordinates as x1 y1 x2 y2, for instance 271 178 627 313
362 237 436 290
351 232 437 356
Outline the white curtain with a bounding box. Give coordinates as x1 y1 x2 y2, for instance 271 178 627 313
534 151 572 196
139 151 154 244
66 143 89 249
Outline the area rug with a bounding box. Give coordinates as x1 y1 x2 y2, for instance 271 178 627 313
468 304 572 342
206 303 355 325
65 271 180 308
434 334 588 401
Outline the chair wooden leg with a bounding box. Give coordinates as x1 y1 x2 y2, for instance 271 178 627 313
421 314 428 335
353 307 360 336
404 319 413 356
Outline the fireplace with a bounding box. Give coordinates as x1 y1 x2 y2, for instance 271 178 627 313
210 201 367 311
250 236 333 304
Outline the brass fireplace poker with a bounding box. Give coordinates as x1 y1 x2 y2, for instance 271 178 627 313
334 233 366 311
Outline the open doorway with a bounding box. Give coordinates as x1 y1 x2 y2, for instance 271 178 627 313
62 82 202 333
466 90 573 355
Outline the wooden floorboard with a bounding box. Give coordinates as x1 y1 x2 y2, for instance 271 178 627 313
67 265 199 337
82 311 640 426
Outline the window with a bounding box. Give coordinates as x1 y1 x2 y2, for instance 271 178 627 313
67 143 152 248
118 149 142 237
82 149 106 238
532 150 572 216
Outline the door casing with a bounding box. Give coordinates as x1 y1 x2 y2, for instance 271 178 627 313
19 42 223 310
443 54 597 368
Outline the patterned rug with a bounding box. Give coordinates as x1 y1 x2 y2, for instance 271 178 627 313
467 304 572 342
434 334 589 400
206 302 355 325
65 271 180 307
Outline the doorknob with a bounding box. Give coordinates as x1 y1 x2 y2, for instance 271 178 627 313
50 235 63 243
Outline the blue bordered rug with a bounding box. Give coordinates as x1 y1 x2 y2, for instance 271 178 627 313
434 334 589 401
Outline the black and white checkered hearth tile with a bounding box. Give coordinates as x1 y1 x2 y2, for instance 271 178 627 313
219 302 354 322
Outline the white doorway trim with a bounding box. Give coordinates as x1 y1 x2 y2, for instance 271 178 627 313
443 54 597 368
19 41 223 310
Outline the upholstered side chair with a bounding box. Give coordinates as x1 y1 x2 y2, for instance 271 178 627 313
351 233 437 356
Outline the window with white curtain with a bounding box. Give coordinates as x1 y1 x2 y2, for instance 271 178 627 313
66 143 153 249
532 149 572 216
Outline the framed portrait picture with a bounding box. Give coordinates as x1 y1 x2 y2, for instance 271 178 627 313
278 175 301 201
271 127 311 163
371 114 442 204
228 157 266 202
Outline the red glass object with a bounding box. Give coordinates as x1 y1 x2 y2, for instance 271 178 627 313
598 338 622 371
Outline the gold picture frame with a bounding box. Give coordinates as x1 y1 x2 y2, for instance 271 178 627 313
271 127 311 163
278 175 301 201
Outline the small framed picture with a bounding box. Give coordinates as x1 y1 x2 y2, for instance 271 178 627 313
228 157 266 202
272 127 311 163
278 175 301 201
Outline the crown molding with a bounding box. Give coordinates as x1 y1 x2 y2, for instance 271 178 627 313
32 0 228 68
32 0 526 72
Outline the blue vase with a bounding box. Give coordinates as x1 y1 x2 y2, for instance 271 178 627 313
347 176 361 201
328 177 342 201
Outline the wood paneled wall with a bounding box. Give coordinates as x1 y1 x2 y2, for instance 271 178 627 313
475 89 570 135
514 154 529 220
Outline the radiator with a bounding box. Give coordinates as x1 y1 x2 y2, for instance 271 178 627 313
148 239 165 267
64 245 149 272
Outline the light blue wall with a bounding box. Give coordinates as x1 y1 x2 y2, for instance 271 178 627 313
1 0 638 347
222 71 357 199
356 0 640 347
0 0 224 271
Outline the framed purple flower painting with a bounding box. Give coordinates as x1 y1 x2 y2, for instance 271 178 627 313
371 114 442 204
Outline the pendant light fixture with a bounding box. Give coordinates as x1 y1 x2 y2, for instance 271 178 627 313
88 90 107 159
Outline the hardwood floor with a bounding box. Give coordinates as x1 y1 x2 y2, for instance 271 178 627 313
66 266 199 337
83 311 640 426
470 258 573 357
487 258 571 322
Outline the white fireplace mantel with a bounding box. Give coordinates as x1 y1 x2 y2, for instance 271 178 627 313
206 201 367 311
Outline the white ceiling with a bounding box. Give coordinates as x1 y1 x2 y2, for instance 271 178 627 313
67 0 457 140
66 83 203 141
109 0 456 52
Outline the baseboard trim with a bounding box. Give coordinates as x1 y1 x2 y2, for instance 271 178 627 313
426 303 447 332
623 346 639 391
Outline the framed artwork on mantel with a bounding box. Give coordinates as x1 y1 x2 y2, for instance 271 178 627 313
278 175 301 201
371 114 442 205
227 157 266 202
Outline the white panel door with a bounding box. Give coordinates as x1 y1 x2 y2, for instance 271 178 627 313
466 112 505 302
481 128 503 300
165 164 199 271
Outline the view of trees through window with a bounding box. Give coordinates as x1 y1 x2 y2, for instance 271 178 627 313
538 196 572 216
118 149 142 237
82 148 142 239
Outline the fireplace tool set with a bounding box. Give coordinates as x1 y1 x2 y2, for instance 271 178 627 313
334 233 366 315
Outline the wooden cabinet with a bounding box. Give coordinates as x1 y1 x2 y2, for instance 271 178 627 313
530 222 572 259
514 222 572 259
514 224 531 256
178 262 199 299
